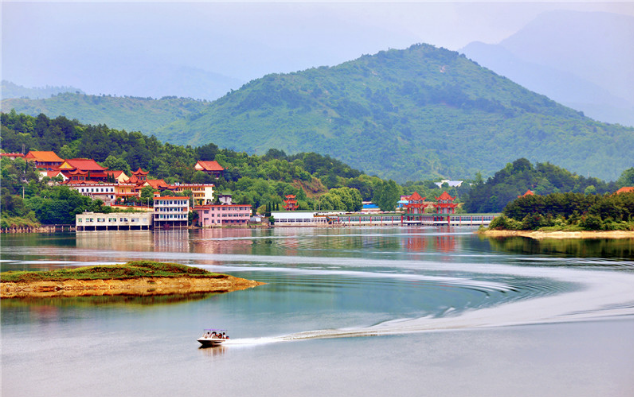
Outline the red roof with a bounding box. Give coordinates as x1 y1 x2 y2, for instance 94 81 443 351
1 153 25 158
436 191 455 201
64 158 107 171
106 170 127 177
133 167 149 175
518 189 535 198
196 160 224 171
25 151 64 163
408 192 425 201
615 187 634 195
146 179 170 189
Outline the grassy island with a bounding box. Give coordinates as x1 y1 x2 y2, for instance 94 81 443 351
1 261 265 298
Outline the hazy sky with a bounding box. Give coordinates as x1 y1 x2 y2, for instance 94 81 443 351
2 1 633 95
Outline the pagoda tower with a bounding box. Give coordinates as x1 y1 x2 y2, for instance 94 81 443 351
284 195 298 211
130 168 149 184
434 191 458 214
404 192 428 215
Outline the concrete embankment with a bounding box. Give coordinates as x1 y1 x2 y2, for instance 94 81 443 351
480 230 634 240
1 275 265 299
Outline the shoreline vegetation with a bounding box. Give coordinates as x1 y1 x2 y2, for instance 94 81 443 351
0 261 265 299
478 229 634 240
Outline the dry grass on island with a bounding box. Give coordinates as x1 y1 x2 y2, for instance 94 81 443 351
478 229 634 240
0 261 265 299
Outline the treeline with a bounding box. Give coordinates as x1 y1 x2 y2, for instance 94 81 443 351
0 112 408 221
464 158 618 213
489 192 634 231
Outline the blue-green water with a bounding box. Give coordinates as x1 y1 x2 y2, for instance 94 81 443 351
2 227 634 396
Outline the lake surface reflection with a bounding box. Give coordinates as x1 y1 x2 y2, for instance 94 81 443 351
2 227 634 396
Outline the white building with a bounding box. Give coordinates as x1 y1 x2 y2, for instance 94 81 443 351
76 212 152 231
154 196 189 229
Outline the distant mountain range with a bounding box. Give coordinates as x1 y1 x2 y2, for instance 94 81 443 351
153 43 633 182
1 80 85 100
3 43 633 182
461 11 634 127
2 92 210 134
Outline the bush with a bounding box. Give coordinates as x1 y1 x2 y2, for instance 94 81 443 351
579 214 603 230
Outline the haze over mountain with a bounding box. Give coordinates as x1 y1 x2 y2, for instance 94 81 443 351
461 11 634 126
155 44 634 183
1 80 84 100
4 3 631 100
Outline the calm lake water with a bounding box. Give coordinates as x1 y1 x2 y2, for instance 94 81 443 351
2 227 634 396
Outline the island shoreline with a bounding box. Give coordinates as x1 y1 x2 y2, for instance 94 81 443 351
478 230 634 240
1 274 266 299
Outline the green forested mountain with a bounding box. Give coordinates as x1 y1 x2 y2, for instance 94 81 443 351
464 158 618 213
1 93 210 135
155 44 634 182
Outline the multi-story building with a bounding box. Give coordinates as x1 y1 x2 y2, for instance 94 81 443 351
68 183 118 206
154 196 189 229
194 204 251 227
170 183 214 205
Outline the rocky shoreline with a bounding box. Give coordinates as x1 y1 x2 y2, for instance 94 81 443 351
479 230 634 240
1 275 265 299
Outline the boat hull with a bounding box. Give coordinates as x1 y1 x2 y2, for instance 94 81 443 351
198 338 225 347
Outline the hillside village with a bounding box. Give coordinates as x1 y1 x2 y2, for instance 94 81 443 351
1 149 476 231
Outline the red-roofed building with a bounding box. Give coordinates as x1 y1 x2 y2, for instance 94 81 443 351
284 195 298 211
24 151 64 169
518 189 535 198
615 187 634 195
60 158 108 181
195 160 224 178
1 153 25 160
404 192 427 214
106 170 129 184
435 191 458 214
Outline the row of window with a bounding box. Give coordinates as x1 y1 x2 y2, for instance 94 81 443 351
155 200 188 205
204 213 249 218
155 214 187 219
155 207 187 212
78 218 145 223
78 187 115 193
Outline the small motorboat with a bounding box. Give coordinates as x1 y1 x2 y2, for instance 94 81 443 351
198 329 229 347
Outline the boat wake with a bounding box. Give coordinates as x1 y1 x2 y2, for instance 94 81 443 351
223 265 634 347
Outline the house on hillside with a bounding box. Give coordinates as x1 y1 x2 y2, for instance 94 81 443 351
194 160 224 178
59 158 108 181
434 179 463 188
518 189 535 198
24 151 64 169
1 153 25 161
106 170 130 184
615 187 634 195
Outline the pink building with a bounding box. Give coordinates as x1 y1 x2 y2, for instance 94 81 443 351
194 204 251 227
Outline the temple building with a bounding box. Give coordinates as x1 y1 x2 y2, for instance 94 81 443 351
194 160 225 178
24 151 64 170
128 168 149 184
435 191 458 214
284 195 298 211
518 189 535 198
404 192 427 214
59 158 108 181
